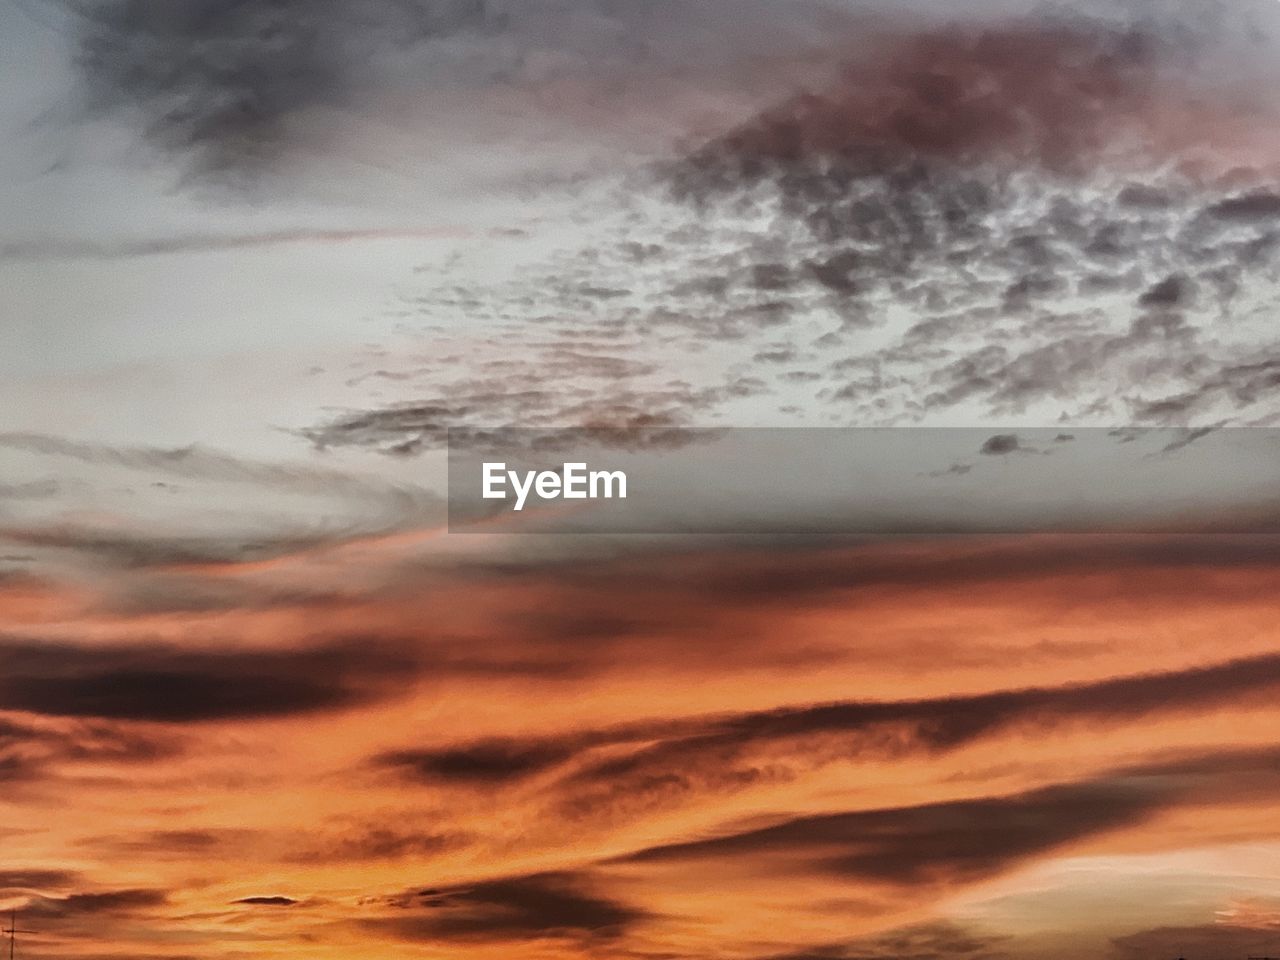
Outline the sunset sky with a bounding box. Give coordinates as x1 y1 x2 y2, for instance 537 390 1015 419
3 1 1280 958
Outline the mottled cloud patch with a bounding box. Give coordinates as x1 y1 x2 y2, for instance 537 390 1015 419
275 5 1280 451
673 22 1165 180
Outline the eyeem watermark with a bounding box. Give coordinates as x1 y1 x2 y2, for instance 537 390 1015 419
451 427 1280 534
482 462 627 511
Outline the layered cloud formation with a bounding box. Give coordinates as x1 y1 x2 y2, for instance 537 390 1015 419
3 1 1280 958
4 495 1280 957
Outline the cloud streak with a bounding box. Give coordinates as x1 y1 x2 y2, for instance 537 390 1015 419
0 635 422 721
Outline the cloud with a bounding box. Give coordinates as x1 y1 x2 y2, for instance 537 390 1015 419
293 826 461 863
298 391 740 455
613 746 1280 886
1112 921 1280 960
369 871 648 943
0 227 471 262
979 434 1022 456
0 870 80 895
673 22 1165 185
0 479 60 501
10 5 1280 958
452 535 1280 621
378 739 577 783
25 888 169 919
1203 190 1280 222
231 896 297 907
94 576 364 617
686 67 1280 420
760 922 1010 960
0 635 421 721
68 0 841 185
72 0 494 181
304 30 1280 447
372 649 1280 821
0 525 384 570
267 534 1280 694
0 431 437 503
0 714 180 785
0 432 442 567
615 780 1153 884
80 829 251 859
306 155 1280 446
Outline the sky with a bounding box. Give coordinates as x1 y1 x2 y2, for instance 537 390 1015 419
3 1 1280 958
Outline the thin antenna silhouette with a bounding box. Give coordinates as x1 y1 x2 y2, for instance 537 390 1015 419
1 910 32 960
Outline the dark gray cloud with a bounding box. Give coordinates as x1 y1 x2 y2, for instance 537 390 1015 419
0 525 379 569
616 781 1155 883
69 0 842 185
94 576 362 617
1112 921 1280 960
459 534 1280 612
368 648 1280 835
979 434 1022 455
0 870 81 895
73 0 495 180
79 829 254 859
612 745 1280 885
232 896 297 906
293 826 461 863
760 922 1010 960
370 871 648 943
311 534 1280 691
378 739 577 783
0 635 422 721
1203 190 1280 222
0 714 180 785
25 888 169 919
672 21 1162 184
